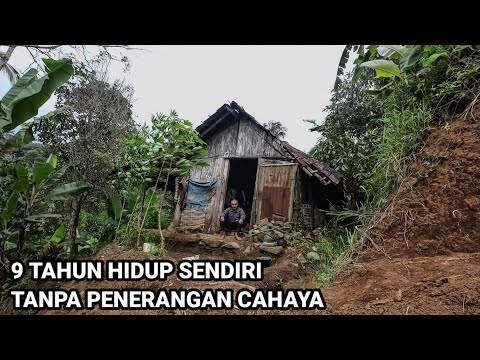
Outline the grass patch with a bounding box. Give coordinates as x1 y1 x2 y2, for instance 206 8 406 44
363 105 431 206
314 227 360 287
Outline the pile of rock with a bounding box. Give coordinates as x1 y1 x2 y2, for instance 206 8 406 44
246 219 295 256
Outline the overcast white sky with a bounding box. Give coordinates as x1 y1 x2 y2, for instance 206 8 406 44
0 45 348 152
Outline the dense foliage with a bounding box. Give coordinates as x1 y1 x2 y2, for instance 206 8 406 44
309 45 480 285
0 55 209 296
111 111 209 254
311 45 480 209
34 64 136 256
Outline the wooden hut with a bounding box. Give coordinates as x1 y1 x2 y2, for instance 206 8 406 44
174 101 344 233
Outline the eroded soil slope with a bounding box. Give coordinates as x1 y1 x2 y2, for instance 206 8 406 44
324 110 480 314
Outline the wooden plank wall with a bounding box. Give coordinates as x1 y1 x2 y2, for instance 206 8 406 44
250 157 264 226
251 158 295 225
236 120 285 157
182 156 229 233
203 119 239 157
203 159 229 233
190 156 224 182
294 168 311 205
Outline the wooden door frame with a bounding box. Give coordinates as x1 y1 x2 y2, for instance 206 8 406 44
251 158 262 226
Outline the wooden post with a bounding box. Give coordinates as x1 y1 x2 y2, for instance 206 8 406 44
287 164 297 221
173 202 182 228
251 158 262 226
203 159 230 233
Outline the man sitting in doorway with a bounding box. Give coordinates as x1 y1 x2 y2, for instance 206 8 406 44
219 199 246 240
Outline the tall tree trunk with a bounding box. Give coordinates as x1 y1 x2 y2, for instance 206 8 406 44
139 185 146 214
137 159 166 247
15 201 28 255
0 233 7 289
68 195 84 258
15 222 27 256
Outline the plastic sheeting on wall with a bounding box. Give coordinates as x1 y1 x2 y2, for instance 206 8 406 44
184 179 218 211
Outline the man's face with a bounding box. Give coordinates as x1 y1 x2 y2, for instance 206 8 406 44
231 201 238 209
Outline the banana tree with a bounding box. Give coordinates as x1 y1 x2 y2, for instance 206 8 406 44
0 58 74 139
0 58 79 285
353 45 460 98
0 154 91 263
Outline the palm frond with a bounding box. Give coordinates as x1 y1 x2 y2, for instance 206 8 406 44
0 60 20 84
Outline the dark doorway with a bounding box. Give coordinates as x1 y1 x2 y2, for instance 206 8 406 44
224 158 258 228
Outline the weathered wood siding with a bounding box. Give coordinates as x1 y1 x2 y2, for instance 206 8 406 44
203 159 229 233
251 158 295 223
202 117 286 158
294 167 304 204
190 156 225 182
180 156 229 232
202 119 239 157
235 120 285 157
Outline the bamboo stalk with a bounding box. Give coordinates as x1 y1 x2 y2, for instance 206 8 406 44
137 157 166 247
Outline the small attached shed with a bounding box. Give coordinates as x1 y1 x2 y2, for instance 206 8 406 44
174 101 344 233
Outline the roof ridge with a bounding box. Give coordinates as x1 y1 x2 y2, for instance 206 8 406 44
195 101 344 185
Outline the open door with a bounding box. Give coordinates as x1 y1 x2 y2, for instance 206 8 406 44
254 163 297 222
224 158 258 228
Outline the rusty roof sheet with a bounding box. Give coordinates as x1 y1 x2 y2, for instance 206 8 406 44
280 141 343 185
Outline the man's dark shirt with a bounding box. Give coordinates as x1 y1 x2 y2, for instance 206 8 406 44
222 207 246 223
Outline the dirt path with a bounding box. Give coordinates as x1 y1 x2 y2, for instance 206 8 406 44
324 252 480 314
38 235 319 315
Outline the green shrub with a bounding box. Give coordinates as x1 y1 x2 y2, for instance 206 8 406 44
314 227 360 287
78 209 116 243
142 230 159 244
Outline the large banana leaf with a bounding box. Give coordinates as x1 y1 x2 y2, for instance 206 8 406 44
33 163 55 187
46 182 92 201
399 46 423 71
1 58 74 132
4 124 35 148
43 165 69 190
377 45 409 59
334 45 353 91
48 224 66 245
109 191 122 221
0 69 39 130
360 60 400 78
0 191 19 223
14 164 29 193
0 69 39 110
422 52 448 67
